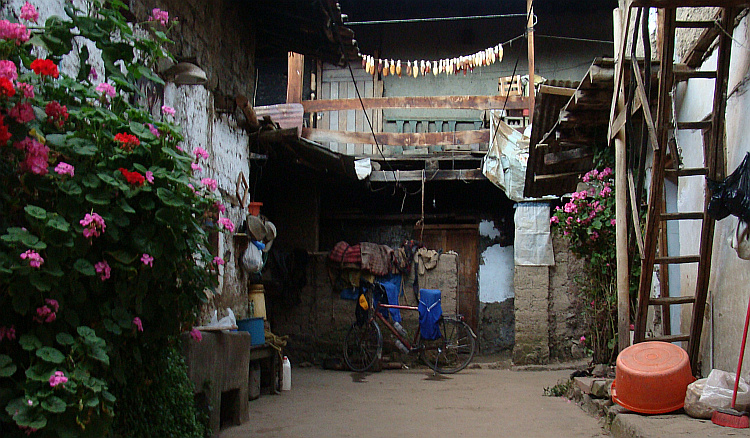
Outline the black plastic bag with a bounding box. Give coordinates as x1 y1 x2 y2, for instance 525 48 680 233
707 152 750 222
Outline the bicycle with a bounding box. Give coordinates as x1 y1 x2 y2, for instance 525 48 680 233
343 287 476 374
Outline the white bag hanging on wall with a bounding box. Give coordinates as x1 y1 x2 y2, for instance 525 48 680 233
731 218 750 260
241 243 264 273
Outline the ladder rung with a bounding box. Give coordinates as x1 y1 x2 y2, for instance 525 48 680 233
655 255 701 264
649 296 696 305
676 121 712 130
665 167 708 177
674 70 717 81
660 212 704 221
646 334 691 343
675 20 716 29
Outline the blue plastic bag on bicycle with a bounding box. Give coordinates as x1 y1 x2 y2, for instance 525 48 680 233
418 289 442 340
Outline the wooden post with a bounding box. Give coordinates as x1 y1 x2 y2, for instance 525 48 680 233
613 7 631 354
287 52 304 104
527 0 535 125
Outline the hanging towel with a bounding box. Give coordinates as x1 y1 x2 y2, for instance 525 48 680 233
418 289 442 340
377 273 403 322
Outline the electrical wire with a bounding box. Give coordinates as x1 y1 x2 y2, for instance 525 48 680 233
346 13 530 26
536 34 614 45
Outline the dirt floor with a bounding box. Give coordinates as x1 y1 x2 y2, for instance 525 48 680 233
219 361 609 438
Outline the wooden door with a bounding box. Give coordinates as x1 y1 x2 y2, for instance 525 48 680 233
417 224 479 332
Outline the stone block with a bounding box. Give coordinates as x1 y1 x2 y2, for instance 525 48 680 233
591 379 613 399
181 331 251 436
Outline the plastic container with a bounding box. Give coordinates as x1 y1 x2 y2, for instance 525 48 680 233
394 339 409 354
247 202 263 216
282 356 292 391
249 284 267 319
393 321 408 338
237 317 265 346
611 341 695 414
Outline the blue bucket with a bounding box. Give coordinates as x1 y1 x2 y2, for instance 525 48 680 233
237 317 265 346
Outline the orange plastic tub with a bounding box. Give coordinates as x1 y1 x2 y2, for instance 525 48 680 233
611 341 695 414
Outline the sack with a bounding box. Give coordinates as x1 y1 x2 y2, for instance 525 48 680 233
707 152 750 222
241 243 264 273
731 219 750 260
698 369 750 412
684 378 712 419
418 289 442 340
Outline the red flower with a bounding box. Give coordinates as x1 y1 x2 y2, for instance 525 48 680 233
0 77 14 97
0 116 10 145
119 168 145 186
45 101 68 128
114 132 140 152
30 59 59 78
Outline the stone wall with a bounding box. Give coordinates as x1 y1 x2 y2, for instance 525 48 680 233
549 233 588 361
513 265 550 365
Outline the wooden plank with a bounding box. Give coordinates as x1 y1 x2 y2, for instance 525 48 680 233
627 170 645 260
369 169 486 182
675 20 716 28
608 5 632 142
631 52 660 152
286 52 304 104
301 95 530 112
301 128 489 147
544 147 593 166
533 171 581 181
528 0 535 124
650 296 696 305
632 0 748 7
539 85 576 97
683 10 722 68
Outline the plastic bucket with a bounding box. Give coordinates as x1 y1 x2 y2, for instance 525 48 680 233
249 284 267 320
612 341 695 414
237 317 265 346
247 202 263 216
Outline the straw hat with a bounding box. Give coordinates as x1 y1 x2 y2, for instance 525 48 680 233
262 220 276 252
245 214 266 241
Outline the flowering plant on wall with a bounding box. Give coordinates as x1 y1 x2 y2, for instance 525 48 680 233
550 168 618 364
0 2 227 435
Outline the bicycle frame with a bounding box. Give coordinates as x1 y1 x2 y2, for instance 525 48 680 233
374 302 421 351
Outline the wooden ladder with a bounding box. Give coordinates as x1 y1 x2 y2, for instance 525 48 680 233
628 6 735 374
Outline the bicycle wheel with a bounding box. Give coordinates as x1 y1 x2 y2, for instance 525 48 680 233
421 318 475 374
343 320 382 372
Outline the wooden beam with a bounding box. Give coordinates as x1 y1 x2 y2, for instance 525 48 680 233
632 0 748 6
369 169 486 182
301 95 530 112
528 0 536 124
544 147 593 166
683 10 722 68
287 52 304 104
539 85 576 97
301 127 489 147
533 171 582 181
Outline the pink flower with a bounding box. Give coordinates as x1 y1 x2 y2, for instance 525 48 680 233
133 317 143 332
599 186 612 197
145 171 154 183
0 325 16 341
579 335 586 344
146 123 160 138
191 162 202 173
141 253 154 267
201 178 218 191
9 102 35 123
214 202 226 214
95 82 115 98
218 217 235 233
0 20 30 44
161 105 175 116
193 147 209 160
80 212 106 238
599 167 613 180
20 2 39 23
176 145 184 152
16 82 33 98
15 137 49 175
95 260 111 281
213 256 225 265
190 328 203 342
20 249 44 268
0 60 17 81
49 371 67 387
549 216 559 224
610 218 616 226
45 298 59 312
34 304 55 323
89 67 98 81
149 8 170 26
54 162 74 177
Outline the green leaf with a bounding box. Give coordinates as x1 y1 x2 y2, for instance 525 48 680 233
81 173 101 188
46 214 71 232
89 348 110 365
76 326 97 339
136 64 165 85
19 334 42 351
129 121 148 137
103 318 121 335
45 133 67 147
85 192 111 205
56 333 75 346
117 198 135 214
0 355 16 377
41 396 67 413
36 347 65 364
73 259 95 276
84 397 100 408
97 172 119 187
139 196 155 210
105 250 137 264
58 180 82 196
25 364 53 381
24 205 47 220
101 390 116 403
29 274 52 292
156 188 184 207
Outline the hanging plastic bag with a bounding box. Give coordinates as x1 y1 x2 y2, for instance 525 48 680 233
698 369 750 412
707 152 750 222
241 243 264 273
731 218 750 260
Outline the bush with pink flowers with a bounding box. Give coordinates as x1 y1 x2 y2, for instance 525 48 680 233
0 2 224 436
